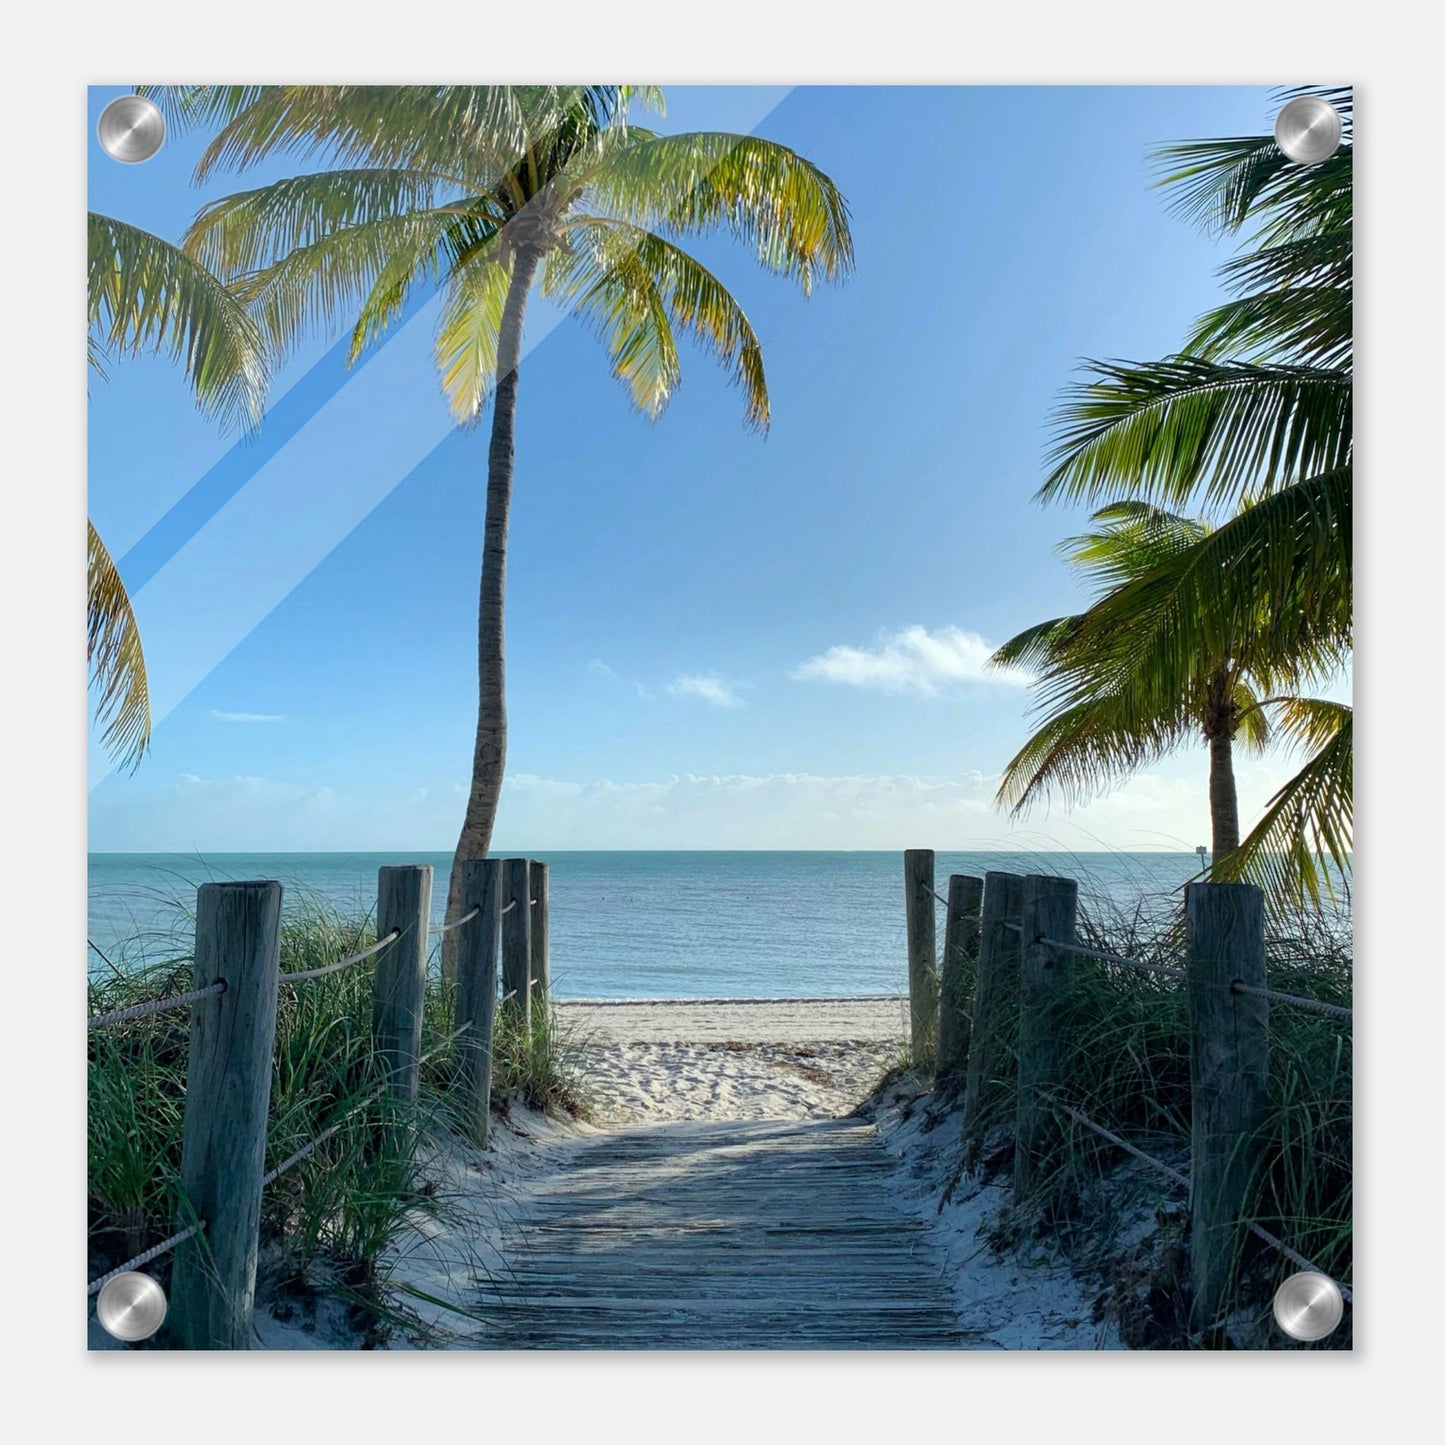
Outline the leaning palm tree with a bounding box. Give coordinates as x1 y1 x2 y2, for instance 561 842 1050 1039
1024 86 1351 899
159 86 853 957
87 212 269 769
993 502 1344 866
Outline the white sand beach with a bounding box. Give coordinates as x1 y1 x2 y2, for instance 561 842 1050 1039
558 996 907 1121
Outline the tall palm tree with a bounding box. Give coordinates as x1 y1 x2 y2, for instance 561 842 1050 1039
1021 86 1351 900
87 212 269 769
159 86 854 959
993 502 1342 862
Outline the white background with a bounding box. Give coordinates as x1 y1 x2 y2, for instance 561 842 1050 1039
2 5 1424 1435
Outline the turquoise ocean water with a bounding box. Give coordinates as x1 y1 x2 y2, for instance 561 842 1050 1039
87 850 1204 999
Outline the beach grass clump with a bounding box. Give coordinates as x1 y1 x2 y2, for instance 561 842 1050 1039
489 1000 595 1119
88 895 587 1333
940 892 1352 1348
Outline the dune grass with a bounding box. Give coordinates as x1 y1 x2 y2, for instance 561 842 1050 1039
87 896 589 1338
903 889 1352 1349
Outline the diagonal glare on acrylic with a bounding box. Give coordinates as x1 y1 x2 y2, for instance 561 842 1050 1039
88 86 797 792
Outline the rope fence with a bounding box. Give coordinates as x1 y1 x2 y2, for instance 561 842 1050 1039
1049 1092 1351 1303
1244 1220 1353 1304
91 1015 481 1299
86 858 552 1347
1049 1094 1191 1190
88 1222 204 1297
1038 935 1187 983
261 1021 473 1188
430 905 480 936
905 851 1353 1336
280 928 401 983
88 981 227 1032
1231 980 1353 1021
1031 932 1351 1017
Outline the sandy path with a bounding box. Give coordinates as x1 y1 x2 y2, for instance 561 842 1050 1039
559 996 907 1122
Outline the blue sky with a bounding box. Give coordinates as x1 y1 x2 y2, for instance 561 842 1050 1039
87 83 1329 853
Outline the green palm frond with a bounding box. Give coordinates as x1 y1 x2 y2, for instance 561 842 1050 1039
184 169 469 279
616 86 667 118
1156 136 1351 245
1215 700 1352 906
87 334 110 381
992 506 1221 815
543 223 678 423
1232 678 1271 753
1059 471 1351 714
136 85 271 135
1040 356 1351 508
547 217 769 428
578 131 854 293
88 521 150 772
1058 501 1210 591
229 209 489 365
991 492 1344 826
989 615 1083 675
173 86 633 194
994 694 1187 816
434 248 515 422
88 212 269 432
1187 285 1352 369
350 211 502 366
1152 87 1351 241
187 86 529 184
1216 229 1351 300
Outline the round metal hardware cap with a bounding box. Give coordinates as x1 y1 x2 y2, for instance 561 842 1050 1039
1272 1270 1344 1341
97 95 166 164
1274 96 1343 165
95 1271 168 1342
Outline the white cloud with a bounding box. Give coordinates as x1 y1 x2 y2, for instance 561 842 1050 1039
666 674 743 708
791 625 1031 695
495 765 1269 852
209 709 286 723
89 759 1298 854
586 659 619 682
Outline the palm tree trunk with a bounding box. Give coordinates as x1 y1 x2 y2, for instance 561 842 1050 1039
442 245 543 979
1207 726 1241 861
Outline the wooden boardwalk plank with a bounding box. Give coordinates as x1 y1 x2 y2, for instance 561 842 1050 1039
477 1118 963 1350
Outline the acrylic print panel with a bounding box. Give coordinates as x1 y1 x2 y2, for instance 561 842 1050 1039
87 85 1353 1350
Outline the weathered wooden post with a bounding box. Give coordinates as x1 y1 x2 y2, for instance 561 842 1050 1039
962 871 1024 1167
529 860 550 1006
170 881 283 1350
1014 874 1078 1199
1187 882 1268 1333
454 859 503 1149
501 857 532 1031
903 848 938 1066
373 864 432 1101
935 874 984 1087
